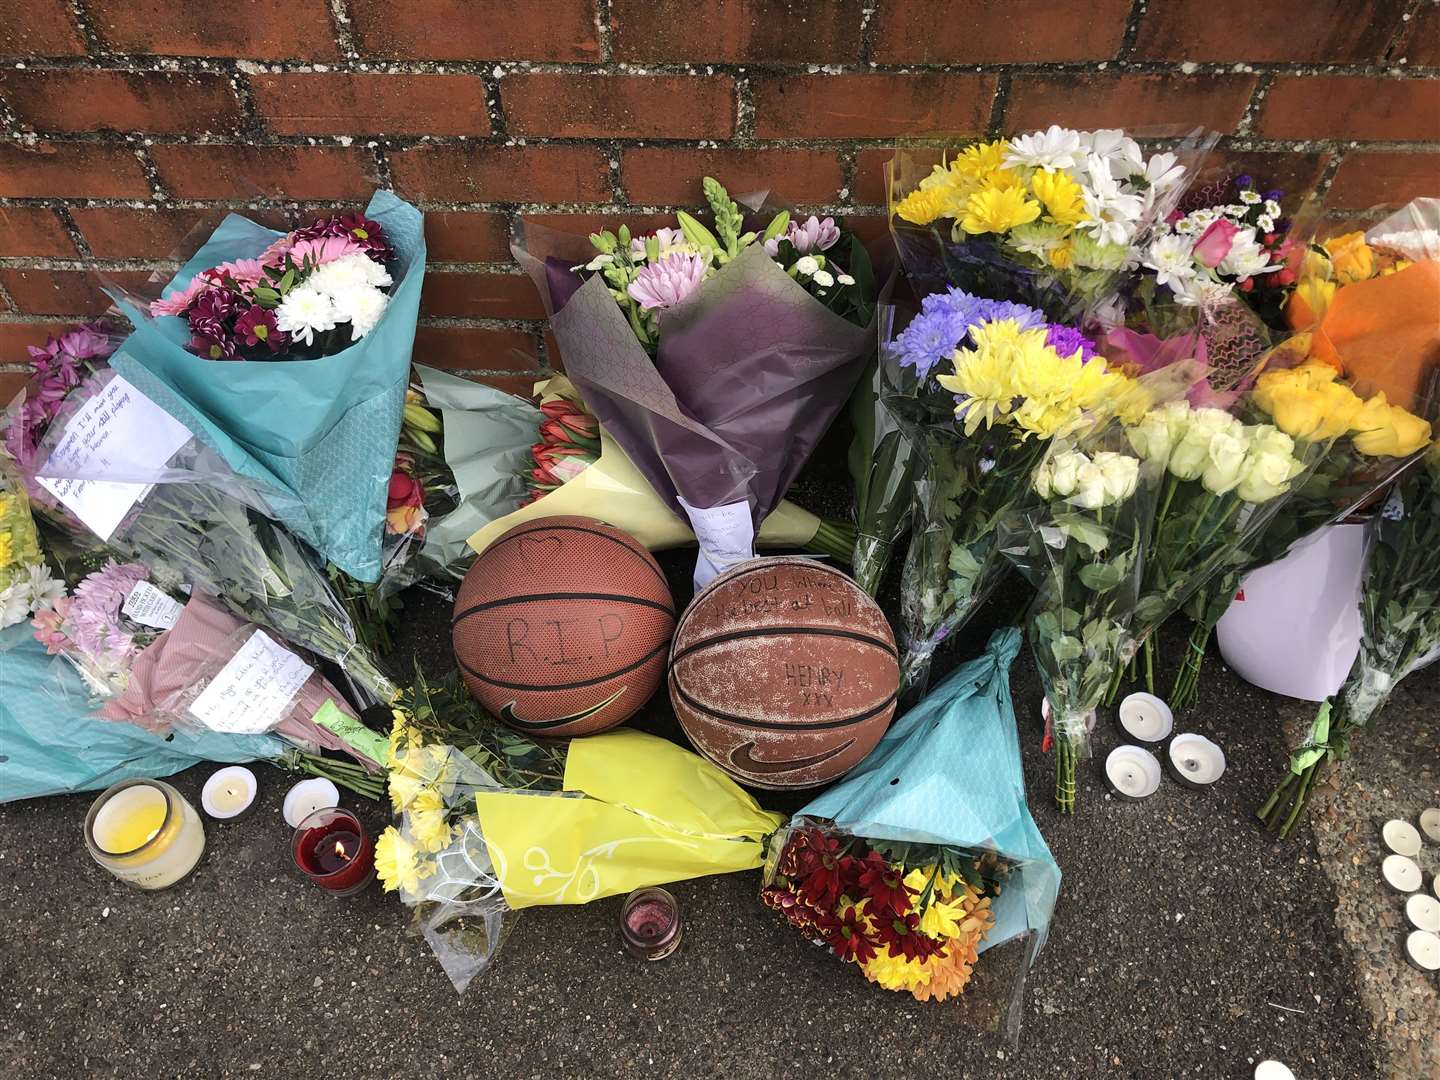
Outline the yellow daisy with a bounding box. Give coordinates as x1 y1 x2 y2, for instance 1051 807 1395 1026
1029 167 1089 227
959 184 1042 235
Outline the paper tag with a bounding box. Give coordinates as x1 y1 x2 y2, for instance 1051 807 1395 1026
188 629 313 734
311 699 389 767
121 580 183 630
1381 487 1405 521
678 497 755 588
34 375 192 541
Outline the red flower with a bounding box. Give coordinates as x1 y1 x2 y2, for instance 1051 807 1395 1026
387 470 424 510
540 399 599 440
824 904 877 964
857 853 911 919
234 304 287 352
874 912 939 962
794 833 847 910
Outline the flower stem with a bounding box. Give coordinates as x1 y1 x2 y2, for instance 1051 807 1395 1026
804 517 857 564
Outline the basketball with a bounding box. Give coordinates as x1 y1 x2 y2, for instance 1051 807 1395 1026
453 516 676 737
668 557 899 789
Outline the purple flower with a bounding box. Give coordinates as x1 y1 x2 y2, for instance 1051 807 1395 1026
292 212 393 263
234 304 287 352
892 288 1047 378
627 252 709 313
57 324 114 360
188 331 238 360
1264 189 1284 203
1044 323 1099 362
1235 174 1253 188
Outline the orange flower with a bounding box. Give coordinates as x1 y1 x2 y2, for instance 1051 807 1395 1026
1322 231 1375 285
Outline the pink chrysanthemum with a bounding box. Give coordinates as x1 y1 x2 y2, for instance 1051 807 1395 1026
627 252 708 312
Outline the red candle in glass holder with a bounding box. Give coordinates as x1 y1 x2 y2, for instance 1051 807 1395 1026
291 807 375 896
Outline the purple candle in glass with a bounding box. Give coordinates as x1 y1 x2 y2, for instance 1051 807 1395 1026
621 887 682 960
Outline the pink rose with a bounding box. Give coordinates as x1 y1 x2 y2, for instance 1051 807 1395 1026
1193 219 1241 269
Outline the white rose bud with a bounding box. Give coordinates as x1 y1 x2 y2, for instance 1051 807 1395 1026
1048 450 1083 497
1237 448 1303 503
1126 411 1176 467
1033 460 1054 499
1073 459 1109 510
1200 431 1248 495
1093 451 1140 503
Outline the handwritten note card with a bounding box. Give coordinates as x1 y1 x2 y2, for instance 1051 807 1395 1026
188 629 313 734
34 375 192 540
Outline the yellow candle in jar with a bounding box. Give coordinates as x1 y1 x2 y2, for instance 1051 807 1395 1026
85 780 206 890
95 796 167 853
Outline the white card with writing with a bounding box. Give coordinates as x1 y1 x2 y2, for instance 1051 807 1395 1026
121 580 184 631
35 375 192 541
678 497 755 589
188 629 313 734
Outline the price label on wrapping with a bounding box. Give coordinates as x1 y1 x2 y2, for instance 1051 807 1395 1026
188 630 313 734
121 581 183 630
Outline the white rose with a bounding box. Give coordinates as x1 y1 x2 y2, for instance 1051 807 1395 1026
1169 407 1240 480
1246 423 1295 459
1072 459 1109 510
1237 447 1303 503
1200 431 1248 495
1126 410 1178 467
1048 451 1084 497
1093 451 1140 503
1032 460 1054 499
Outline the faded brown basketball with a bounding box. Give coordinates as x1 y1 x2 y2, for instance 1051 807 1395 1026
453 516 676 737
669 557 899 789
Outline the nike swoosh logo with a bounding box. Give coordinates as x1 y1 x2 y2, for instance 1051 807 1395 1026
729 739 855 776
498 689 625 732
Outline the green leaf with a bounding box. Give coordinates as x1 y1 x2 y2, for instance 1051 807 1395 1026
1053 512 1111 553
1050 635 1084 663
277 268 296 294
1078 561 1125 593
762 211 790 241
675 210 720 256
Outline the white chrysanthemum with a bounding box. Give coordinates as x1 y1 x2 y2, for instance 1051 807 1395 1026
1078 155 1144 247
1005 125 1084 170
1263 199 1282 217
1145 234 1198 289
794 255 820 277
21 563 64 609
0 582 28 628
1257 214 1276 233
811 269 834 287
310 252 391 295
1141 151 1186 193
1081 129 1141 172
1169 274 1233 307
332 283 390 340
1240 190 1262 205
275 285 338 346
1220 229 1278 280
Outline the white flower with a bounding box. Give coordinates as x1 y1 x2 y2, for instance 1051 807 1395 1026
1257 214 1276 233
1079 155 1144 247
836 273 855 285
1145 234 1198 289
1081 129 1141 172
811 270 834 287
310 252 390 295
576 253 614 272
0 564 64 627
1005 125 1084 170
794 255 820 277
1169 274 1232 307
331 283 389 340
0 582 28 628
1263 199 1281 217
1141 151 1186 194
1093 451 1140 503
275 285 338 346
1046 450 1085 498
1200 430 1250 495
1072 459 1110 510
1240 190 1262 205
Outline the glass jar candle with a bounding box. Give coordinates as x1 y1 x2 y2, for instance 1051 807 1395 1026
84 779 206 890
291 807 375 896
621 887 682 960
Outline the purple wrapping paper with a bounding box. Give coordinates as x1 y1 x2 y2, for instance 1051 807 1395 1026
515 224 874 581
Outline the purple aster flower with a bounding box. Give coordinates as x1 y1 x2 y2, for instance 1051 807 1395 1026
1235 174 1253 188
627 252 709 313
1044 323 1099 362
1264 189 1284 203
893 288 1046 378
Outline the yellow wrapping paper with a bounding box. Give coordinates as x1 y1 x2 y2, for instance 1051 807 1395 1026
466 376 822 557
473 729 784 909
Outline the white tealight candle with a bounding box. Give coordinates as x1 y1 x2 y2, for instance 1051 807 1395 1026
201 766 257 820
1254 1061 1295 1080
1104 746 1161 800
1381 818 1422 858
1166 733 1225 789
1406 893 1440 934
282 778 340 829
1117 692 1173 745
1420 807 1440 844
1405 929 1440 973
1381 853 1422 894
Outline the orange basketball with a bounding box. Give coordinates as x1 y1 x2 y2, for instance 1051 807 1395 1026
453 517 676 737
668 557 899 789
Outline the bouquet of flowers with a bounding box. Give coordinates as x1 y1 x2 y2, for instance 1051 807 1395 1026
1169 356 1435 707
847 337 920 596
514 178 877 586
762 630 1058 1028
29 559 165 697
883 287 1146 694
1000 434 1158 812
889 127 1204 321
15 358 396 705
0 455 64 629
1258 444 1440 838
104 191 426 580
379 671 782 991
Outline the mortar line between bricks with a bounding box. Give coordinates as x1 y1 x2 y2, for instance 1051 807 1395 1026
1116 0 1148 61
1236 72 1275 137
594 0 614 64
986 73 1011 136
67 0 106 59
327 0 360 60
857 3 877 66
52 206 93 260
1383 0 1429 62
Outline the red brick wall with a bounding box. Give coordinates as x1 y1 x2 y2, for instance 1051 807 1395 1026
1 0 1438 398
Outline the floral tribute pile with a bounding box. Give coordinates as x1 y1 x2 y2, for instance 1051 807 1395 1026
151 211 395 360
763 827 1002 1000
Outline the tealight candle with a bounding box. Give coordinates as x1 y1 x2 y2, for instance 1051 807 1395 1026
201 766 257 820
1381 853 1422 894
1381 819 1422 858
1404 929 1440 973
84 779 206 890
291 806 374 896
282 777 340 829
621 887 682 960
1103 746 1162 800
1419 807 1440 844
1405 893 1440 934
1116 693 1173 746
1166 733 1225 789
1254 1061 1295 1080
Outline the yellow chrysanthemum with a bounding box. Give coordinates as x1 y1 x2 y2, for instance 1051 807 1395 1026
894 186 951 225
860 948 936 993
937 320 1046 433
387 769 425 813
1028 167 1089 227
959 184 1042 236
953 139 1011 178
0 532 12 568
408 805 454 854
1048 243 1075 269
374 826 433 894
386 708 424 769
